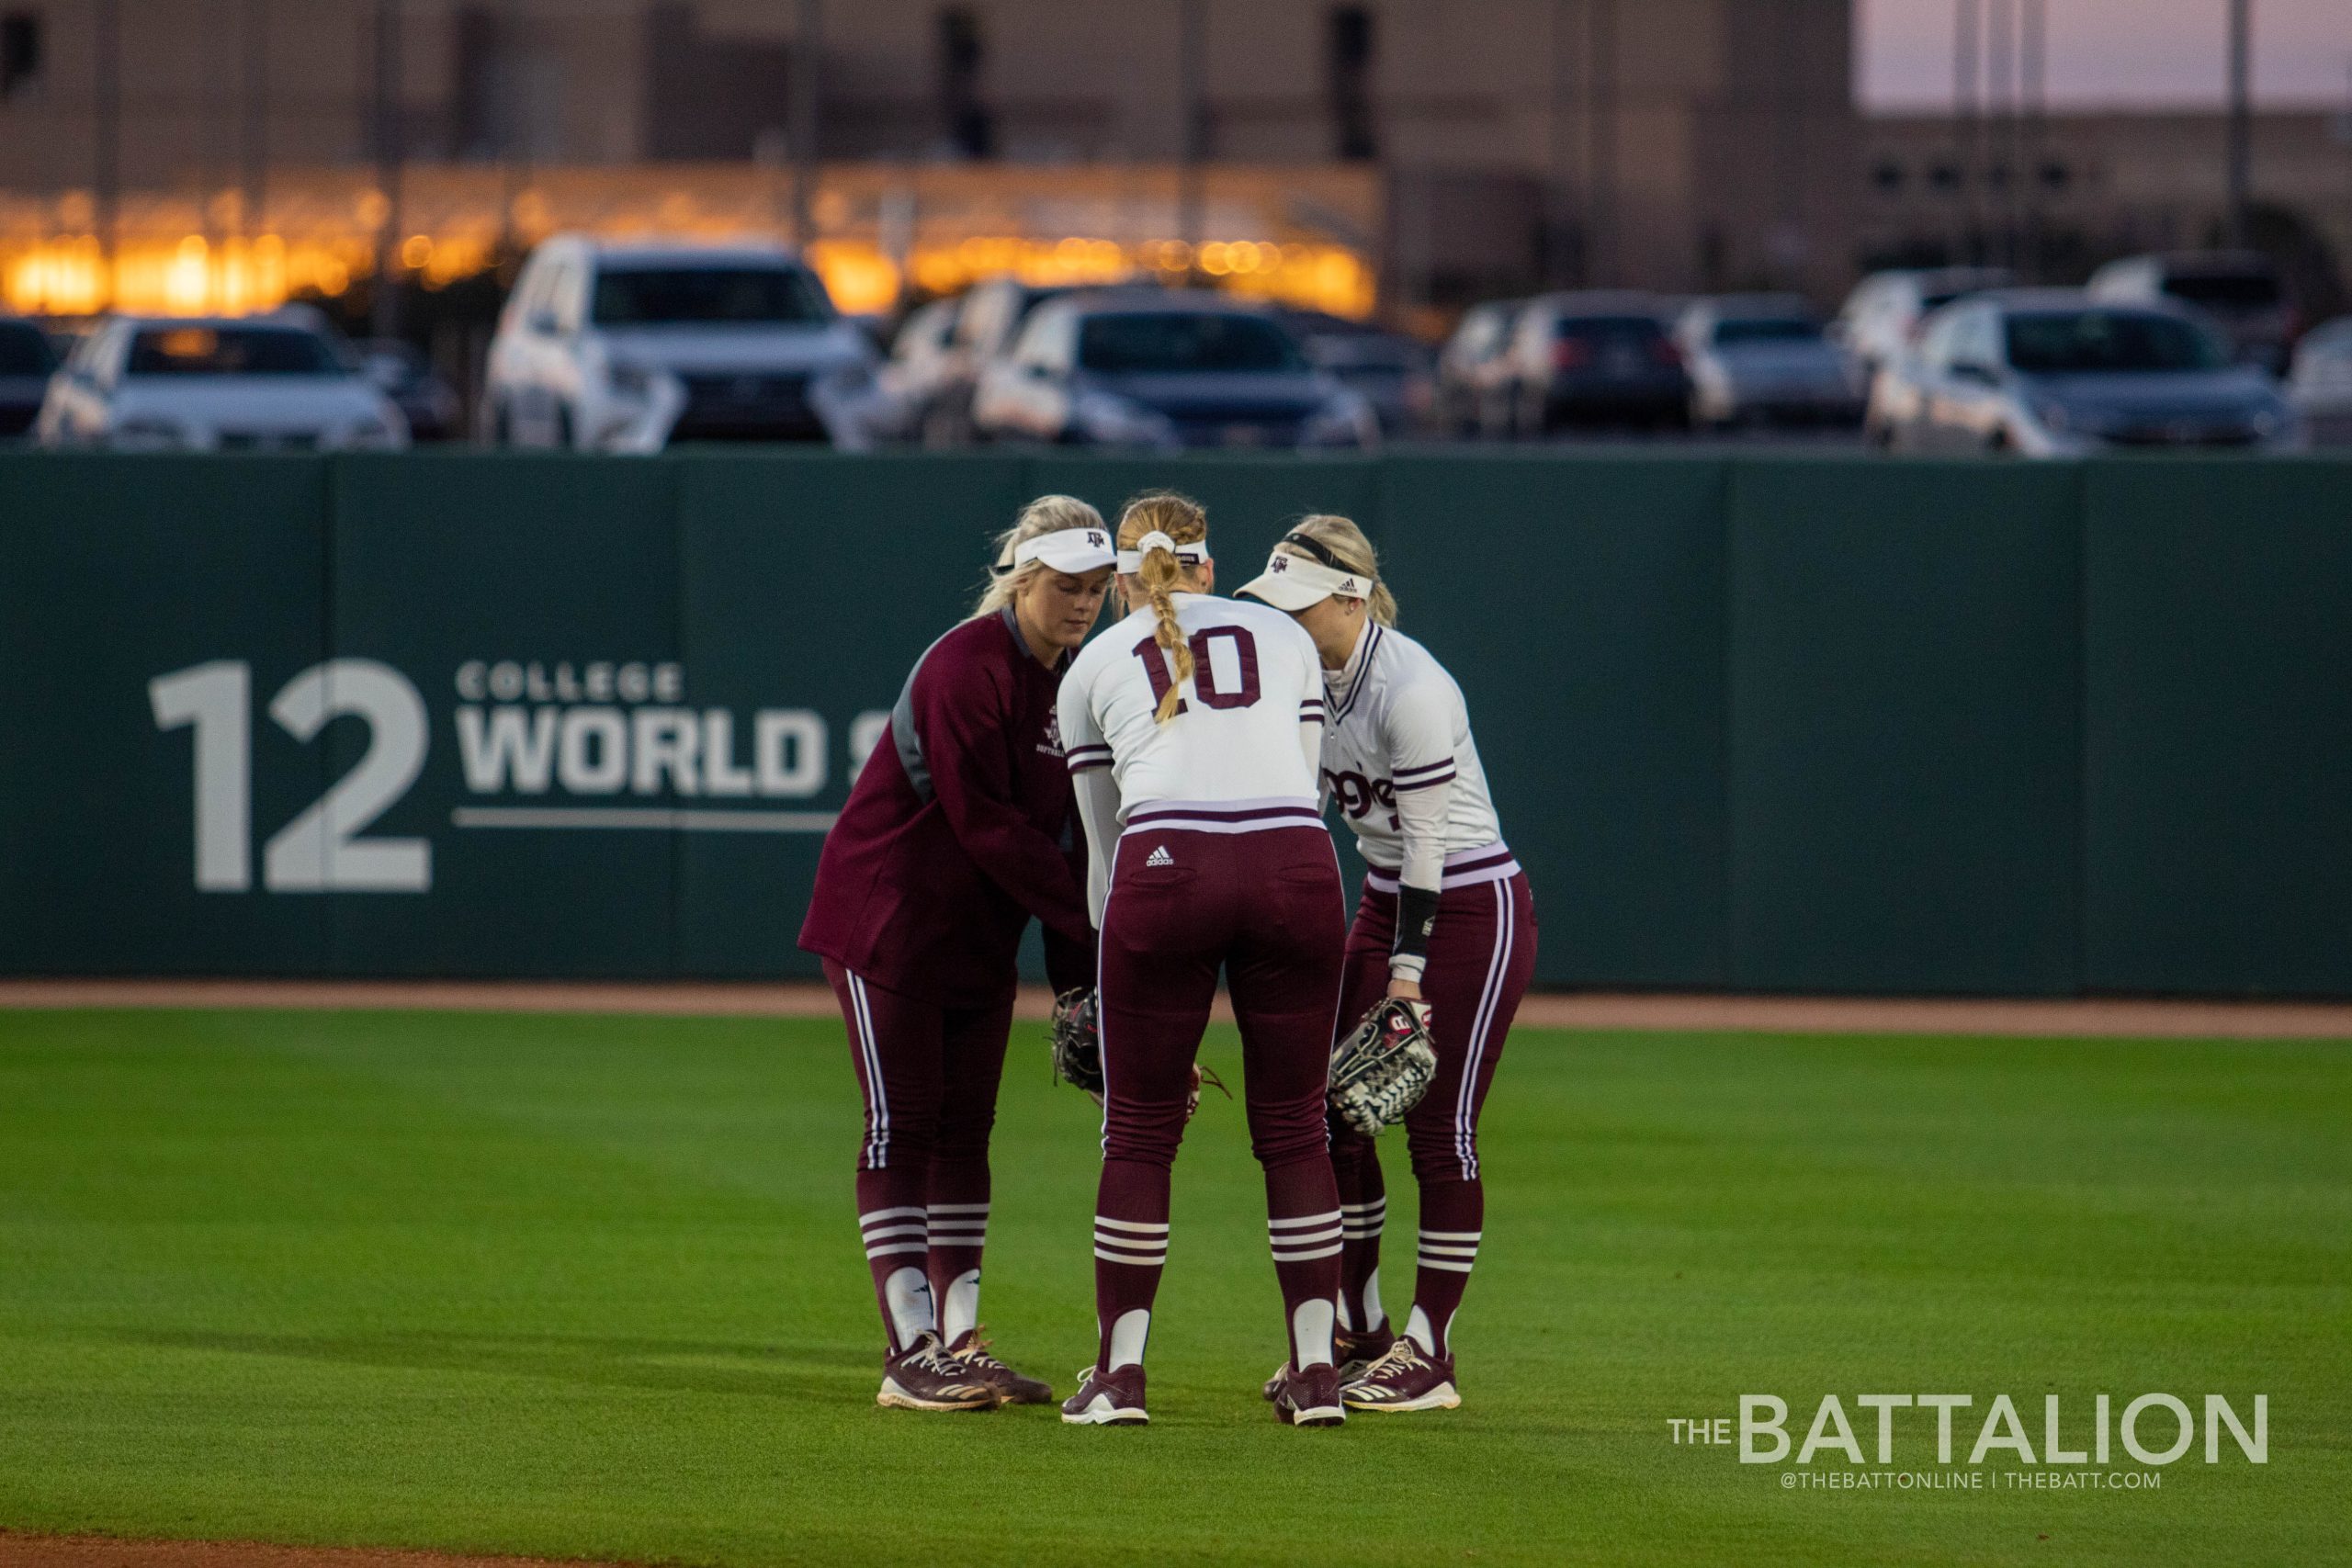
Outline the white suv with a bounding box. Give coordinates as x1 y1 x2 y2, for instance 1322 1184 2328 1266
481 235 879 451
36 316 407 451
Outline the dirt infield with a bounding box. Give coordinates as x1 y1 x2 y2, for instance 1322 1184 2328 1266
0 1535 630 1568
2 978 2349 1039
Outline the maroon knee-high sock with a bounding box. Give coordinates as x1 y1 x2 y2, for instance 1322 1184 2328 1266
855 1168 933 1354
1329 1130 1389 1337
923 1156 990 1348
1409 1178 1484 1360
1265 1157 1343 1371
1091 1156 1170 1371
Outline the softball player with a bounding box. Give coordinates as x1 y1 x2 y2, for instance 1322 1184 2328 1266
1057 492 1350 1427
1238 514 1537 1413
799 496 1116 1412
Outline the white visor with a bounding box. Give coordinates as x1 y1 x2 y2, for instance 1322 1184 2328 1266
1010 526 1116 576
1237 547 1373 612
1115 529 1211 575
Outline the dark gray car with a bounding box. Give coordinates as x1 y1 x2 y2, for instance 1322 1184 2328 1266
1497 291 1691 434
0 315 61 439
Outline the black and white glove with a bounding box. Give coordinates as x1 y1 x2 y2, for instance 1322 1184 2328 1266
1328 997 1439 1138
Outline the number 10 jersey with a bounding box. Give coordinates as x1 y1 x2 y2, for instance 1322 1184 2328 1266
1059 592 1326 810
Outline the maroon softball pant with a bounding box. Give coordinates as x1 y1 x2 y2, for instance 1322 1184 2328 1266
1091 824 1348 1371
1329 869 1535 1359
823 959 1015 1354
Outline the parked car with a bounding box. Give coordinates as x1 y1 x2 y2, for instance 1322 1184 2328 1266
1675 295 1865 427
970 289 1376 450
1431 299 1522 435
481 235 877 451
354 339 463 443
2284 316 2352 446
1279 309 1434 435
1832 266 2016 372
917 277 1091 446
867 294 965 443
1494 291 1690 434
2087 251 2296 373
1869 289 2298 457
35 316 407 451
0 313 61 438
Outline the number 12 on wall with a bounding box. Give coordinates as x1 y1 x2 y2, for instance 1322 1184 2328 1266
150 660 433 893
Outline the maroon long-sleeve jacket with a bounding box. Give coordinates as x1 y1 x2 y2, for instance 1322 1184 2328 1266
799 606 1095 1007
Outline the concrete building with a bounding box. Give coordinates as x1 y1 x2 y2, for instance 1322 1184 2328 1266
1860 108 2352 310
0 0 1861 318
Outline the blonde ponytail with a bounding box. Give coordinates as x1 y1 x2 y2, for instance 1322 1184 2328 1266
1283 513 1396 627
1116 491 1210 724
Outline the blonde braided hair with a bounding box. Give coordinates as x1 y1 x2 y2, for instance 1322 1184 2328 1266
1116 491 1210 724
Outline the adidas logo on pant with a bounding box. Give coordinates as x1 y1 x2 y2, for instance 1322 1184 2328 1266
1146 845 1175 868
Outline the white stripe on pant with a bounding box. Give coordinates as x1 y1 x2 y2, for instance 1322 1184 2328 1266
848 972 891 1169
1454 881 1516 1180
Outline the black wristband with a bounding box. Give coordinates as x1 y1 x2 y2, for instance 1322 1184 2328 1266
1392 884 1441 964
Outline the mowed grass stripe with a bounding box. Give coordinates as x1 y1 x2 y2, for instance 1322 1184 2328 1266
0 1010 2345 1567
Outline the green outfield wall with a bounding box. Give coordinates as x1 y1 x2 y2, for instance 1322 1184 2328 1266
4 449 2347 997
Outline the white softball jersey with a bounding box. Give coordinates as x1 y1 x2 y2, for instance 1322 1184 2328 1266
1058 592 1329 925
1317 619 1514 901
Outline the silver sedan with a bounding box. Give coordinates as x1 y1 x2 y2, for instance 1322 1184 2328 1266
1676 297 1866 428
1869 290 2299 457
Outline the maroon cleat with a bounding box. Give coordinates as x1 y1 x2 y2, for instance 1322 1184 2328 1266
876 1331 997 1412
1061 1363 1149 1425
1340 1338 1462 1413
1264 1361 1347 1427
1335 1325 1396 1381
949 1328 1054 1405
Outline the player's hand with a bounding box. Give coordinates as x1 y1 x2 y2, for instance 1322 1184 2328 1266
1386 976 1424 1002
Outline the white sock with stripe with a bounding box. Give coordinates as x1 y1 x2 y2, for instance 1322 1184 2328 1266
1093 1217 1169 1371
1340 1197 1387 1333
881 1268 934 1350
861 1206 933 1350
926 1201 989 1344
1409 1227 1482 1358
1270 1210 1343 1371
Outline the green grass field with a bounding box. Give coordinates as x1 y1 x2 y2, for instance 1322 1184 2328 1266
0 1008 2346 1567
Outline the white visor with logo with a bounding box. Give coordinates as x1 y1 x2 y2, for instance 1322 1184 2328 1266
1237 547 1372 611
1010 527 1117 575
